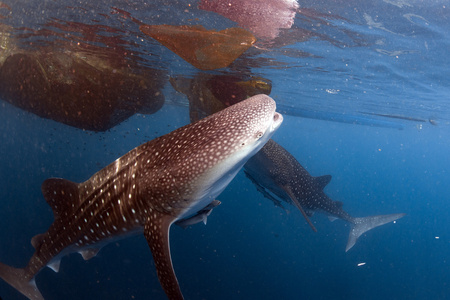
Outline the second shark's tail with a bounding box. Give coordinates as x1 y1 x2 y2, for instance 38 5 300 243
0 261 44 300
346 213 406 252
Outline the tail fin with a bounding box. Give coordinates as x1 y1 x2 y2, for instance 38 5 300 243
346 213 406 252
0 262 44 300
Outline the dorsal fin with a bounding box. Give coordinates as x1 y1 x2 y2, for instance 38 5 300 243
315 175 332 190
31 233 46 251
41 178 80 219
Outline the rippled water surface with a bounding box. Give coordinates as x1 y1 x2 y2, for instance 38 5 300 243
1 1 449 299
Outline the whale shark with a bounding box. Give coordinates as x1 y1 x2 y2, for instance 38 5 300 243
244 139 405 251
0 94 283 300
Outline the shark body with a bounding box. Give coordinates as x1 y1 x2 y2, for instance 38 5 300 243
244 139 405 251
0 94 283 300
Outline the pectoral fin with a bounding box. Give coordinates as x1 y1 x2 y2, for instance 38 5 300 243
144 211 184 300
283 186 317 232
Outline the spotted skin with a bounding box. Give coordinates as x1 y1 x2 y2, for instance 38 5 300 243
244 139 405 251
0 94 283 300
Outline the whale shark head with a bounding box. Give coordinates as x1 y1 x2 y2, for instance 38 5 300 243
173 93 284 219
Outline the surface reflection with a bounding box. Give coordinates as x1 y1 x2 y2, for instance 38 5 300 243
141 24 256 70
170 73 271 122
199 0 299 44
0 21 166 131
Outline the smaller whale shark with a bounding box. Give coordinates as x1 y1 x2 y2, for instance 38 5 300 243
0 94 283 300
244 139 405 251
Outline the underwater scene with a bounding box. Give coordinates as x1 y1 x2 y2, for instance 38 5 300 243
0 0 449 299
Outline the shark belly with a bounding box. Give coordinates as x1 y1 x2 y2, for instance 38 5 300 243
179 124 276 220
179 158 247 220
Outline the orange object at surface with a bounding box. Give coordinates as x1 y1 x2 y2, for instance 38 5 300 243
140 24 256 70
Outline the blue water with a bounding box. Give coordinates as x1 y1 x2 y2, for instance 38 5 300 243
1 0 450 299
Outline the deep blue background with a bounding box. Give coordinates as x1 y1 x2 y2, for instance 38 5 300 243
1 0 450 299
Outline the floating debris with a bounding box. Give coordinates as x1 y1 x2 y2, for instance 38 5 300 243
140 24 256 70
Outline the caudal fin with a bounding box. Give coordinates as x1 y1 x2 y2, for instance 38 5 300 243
0 262 43 300
346 213 406 252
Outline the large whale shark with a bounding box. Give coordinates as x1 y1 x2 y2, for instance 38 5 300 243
244 139 405 251
0 94 283 300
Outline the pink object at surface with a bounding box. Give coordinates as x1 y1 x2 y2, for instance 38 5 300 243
199 0 298 41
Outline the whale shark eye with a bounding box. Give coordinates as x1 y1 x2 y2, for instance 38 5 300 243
255 131 264 139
